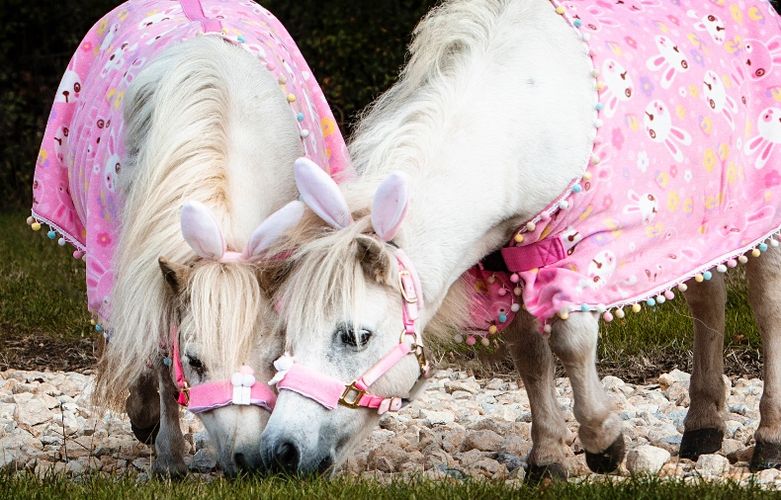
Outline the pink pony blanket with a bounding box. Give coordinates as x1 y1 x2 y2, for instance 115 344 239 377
30 0 349 322
464 0 781 343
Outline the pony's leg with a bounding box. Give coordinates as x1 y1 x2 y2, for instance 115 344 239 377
680 274 726 460
151 362 187 477
125 369 161 445
549 312 624 473
747 245 781 471
505 312 570 482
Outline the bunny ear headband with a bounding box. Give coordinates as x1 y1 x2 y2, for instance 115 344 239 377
293 157 410 241
180 199 305 263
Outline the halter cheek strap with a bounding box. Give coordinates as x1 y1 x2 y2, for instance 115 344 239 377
273 249 429 414
168 325 277 414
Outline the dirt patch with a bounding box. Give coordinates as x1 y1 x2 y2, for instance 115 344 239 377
0 332 96 373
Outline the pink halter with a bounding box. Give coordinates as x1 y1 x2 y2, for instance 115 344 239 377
165 198 308 413
272 252 429 414
270 158 429 414
169 325 277 413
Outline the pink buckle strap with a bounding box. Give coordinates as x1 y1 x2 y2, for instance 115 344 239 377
168 325 275 413
501 237 566 272
273 248 429 414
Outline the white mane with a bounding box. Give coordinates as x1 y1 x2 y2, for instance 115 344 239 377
95 36 300 407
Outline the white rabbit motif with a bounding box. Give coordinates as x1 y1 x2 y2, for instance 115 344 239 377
745 107 781 169
646 35 689 89
601 59 633 117
624 190 658 224
643 100 692 162
688 10 726 45
703 70 738 129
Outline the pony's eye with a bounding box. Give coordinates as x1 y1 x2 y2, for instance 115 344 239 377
337 323 373 348
187 356 206 376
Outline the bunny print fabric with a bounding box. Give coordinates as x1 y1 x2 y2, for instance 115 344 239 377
466 0 781 335
31 0 349 321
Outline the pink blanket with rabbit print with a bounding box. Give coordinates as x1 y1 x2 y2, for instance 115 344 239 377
464 0 781 341
30 0 349 321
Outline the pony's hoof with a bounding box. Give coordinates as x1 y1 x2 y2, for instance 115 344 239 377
679 428 723 460
750 440 781 472
524 462 568 484
131 422 159 445
585 433 625 474
152 457 188 479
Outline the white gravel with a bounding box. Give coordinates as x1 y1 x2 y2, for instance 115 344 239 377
0 367 777 486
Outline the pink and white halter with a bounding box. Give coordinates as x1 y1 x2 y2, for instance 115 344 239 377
461 0 781 342
29 0 351 413
30 0 349 324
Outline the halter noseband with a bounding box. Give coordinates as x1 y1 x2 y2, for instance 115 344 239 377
271 249 430 414
167 325 277 413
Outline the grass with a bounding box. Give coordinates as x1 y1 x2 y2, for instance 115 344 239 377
0 211 91 341
0 474 779 500
0 209 764 370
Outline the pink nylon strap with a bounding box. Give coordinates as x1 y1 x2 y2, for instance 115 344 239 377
188 381 277 414
501 237 566 272
180 0 222 33
354 343 412 390
170 325 189 405
276 363 348 410
169 325 275 412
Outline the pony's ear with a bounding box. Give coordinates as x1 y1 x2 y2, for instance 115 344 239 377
371 171 410 241
180 200 226 260
357 236 394 285
243 200 305 260
294 157 353 229
158 257 189 295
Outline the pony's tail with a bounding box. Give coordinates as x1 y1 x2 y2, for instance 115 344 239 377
92 38 231 409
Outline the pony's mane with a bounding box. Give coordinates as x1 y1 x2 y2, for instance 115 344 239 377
349 0 516 176
94 37 265 407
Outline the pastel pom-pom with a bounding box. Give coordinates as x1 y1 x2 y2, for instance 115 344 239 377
703 271 713 281
466 336 477 346
510 303 521 312
488 325 498 335
739 255 749 264
646 298 656 306
632 303 642 313
602 311 613 322
678 283 688 292
716 264 727 273
510 274 520 283
26 216 34 225
453 334 464 344
543 324 552 334
558 310 570 320
727 259 738 268
57 237 66 246
615 308 625 319
31 222 41 231
498 312 508 323
694 273 704 283
481 337 491 347
772 238 780 248
664 290 675 300
47 230 56 239
514 233 524 243
760 243 769 252
526 221 536 232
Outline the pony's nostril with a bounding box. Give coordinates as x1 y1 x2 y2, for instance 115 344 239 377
272 441 300 473
317 455 334 473
234 451 262 473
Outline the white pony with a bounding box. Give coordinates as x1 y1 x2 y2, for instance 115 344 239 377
258 0 781 480
30 0 351 475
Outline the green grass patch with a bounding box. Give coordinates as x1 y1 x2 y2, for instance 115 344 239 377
0 209 764 361
0 211 90 341
0 474 777 500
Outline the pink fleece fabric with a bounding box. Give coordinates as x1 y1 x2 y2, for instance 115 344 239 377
464 0 781 337
31 0 349 321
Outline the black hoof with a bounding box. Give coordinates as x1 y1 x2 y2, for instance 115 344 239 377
750 440 781 472
679 428 723 460
131 422 159 445
524 462 568 484
585 433 625 474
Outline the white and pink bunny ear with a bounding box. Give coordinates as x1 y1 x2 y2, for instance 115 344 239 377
242 200 305 260
371 171 410 241
180 200 226 260
294 157 353 229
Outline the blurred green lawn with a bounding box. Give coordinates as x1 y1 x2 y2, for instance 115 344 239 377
0 209 762 366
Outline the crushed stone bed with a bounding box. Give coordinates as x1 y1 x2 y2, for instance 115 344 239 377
0 368 778 486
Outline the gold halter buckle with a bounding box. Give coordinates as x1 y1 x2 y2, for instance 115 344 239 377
339 382 366 408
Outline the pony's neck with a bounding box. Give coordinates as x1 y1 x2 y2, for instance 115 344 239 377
352 0 595 316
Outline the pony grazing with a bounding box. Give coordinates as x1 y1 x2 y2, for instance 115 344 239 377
260 0 781 479
29 0 348 476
